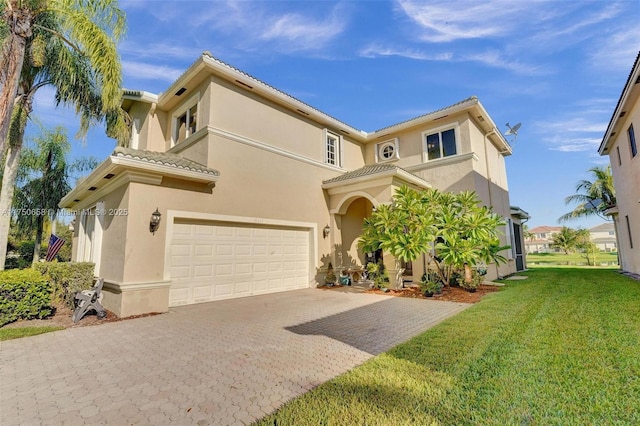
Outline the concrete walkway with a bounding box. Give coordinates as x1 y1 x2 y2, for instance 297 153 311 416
0 289 469 425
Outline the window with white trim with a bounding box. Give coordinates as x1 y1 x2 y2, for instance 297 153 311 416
172 95 198 145
424 127 457 160
325 130 341 166
376 138 399 162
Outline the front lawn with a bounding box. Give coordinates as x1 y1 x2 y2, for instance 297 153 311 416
0 326 64 341
527 251 618 267
255 268 640 425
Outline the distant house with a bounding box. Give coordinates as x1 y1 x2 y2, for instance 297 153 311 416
598 52 640 276
525 226 562 253
589 223 617 252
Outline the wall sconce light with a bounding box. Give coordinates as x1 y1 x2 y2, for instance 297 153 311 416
323 225 330 239
150 208 162 234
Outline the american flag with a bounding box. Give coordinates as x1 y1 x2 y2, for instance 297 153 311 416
45 234 65 261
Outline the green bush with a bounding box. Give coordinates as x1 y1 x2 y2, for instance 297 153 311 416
33 262 95 309
0 269 53 327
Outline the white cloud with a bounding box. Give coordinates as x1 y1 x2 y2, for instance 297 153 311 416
548 137 602 152
119 41 202 60
358 44 545 75
359 44 453 61
395 0 531 43
260 12 346 51
121 60 184 82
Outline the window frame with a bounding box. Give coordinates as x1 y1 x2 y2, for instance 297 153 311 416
324 129 342 167
421 123 461 162
375 138 400 163
628 124 637 158
172 93 199 146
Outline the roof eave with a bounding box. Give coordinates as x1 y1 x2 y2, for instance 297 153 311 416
60 155 219 209
599 51 640 156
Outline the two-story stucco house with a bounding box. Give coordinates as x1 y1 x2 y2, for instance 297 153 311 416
60 52 528 317
524 225 563 254
598 52 640 276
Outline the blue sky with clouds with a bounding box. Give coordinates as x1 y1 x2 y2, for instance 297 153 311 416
29 0 640 229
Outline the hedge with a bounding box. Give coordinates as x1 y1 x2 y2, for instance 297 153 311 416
34 262 95 309
0 269 53 327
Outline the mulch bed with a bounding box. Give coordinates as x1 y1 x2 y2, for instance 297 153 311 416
1 305 161 330
367 284 500 303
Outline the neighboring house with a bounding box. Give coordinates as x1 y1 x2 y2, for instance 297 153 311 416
60 52 528 317
598 52 640 276
525 226 562 253
589 223 617 252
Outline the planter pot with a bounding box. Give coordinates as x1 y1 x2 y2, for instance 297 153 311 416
423 291 434 297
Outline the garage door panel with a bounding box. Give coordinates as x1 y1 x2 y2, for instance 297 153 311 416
170 221 310 307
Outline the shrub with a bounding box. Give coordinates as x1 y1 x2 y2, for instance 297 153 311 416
457 269 485 292
420 270 443 295
33 262 95 309
366 261 389 289
0 269 53 327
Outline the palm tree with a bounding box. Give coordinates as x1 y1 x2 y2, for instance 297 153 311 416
0 4 128 270
0 0 125 157
13 125 96 263
558 166 616 223
551 227 578 254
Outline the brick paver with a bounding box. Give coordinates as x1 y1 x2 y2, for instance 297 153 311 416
0 288 469 425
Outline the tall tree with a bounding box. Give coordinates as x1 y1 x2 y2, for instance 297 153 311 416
0 2 128 270
0 0 125 158
12 125 96 263
551 226 579 254
558 166 617 222
359 186 507 289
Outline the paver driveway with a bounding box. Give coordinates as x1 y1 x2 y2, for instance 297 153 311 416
1 288 469 425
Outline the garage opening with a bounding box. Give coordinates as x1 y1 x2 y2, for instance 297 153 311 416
169 219 311 306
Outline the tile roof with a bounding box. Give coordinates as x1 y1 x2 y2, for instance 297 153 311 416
323 163 415 185
112 147 220 176
589 222 614 232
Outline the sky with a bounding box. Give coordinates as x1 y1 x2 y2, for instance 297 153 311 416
28 0 640 230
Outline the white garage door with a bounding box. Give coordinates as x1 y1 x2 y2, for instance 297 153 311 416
169 221 310 306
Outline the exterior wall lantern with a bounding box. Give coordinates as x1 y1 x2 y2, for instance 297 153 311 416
150 208 162 234
323 225 330 239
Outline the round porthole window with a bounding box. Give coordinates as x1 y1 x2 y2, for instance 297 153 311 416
378 142 397 161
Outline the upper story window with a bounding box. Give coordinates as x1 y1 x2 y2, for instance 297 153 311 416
172 94 198 145
325 130 341 166
376 138 400 163
628 124 637 158
423 126 458 161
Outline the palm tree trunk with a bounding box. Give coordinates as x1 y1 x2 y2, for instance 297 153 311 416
0 142 22 270
0 6 32 157
32 213 44 264
0 96 31 270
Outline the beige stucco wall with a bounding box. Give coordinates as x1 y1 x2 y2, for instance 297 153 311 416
608 98 640 275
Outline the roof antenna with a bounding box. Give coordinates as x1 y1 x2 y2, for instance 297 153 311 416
505 122 521 144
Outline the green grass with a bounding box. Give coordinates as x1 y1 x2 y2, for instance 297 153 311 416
0 326 64 341
255 268 640 425
527 251 618 267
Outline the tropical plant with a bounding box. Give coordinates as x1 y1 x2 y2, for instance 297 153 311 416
419 271 442 295
12 125 96 263
551 227 580 254
575 229 597 266
359 186 435 289
0 0 126 156
559 166 616 222
359 186 508 289
0 2 128 270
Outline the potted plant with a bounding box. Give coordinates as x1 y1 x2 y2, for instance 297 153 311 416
420 272 443 297
325 262 336 286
